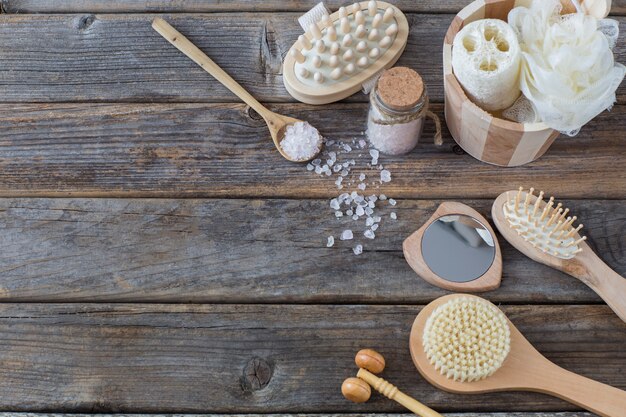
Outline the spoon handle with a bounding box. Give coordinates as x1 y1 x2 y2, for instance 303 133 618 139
152 18 271 118
535 362 626 417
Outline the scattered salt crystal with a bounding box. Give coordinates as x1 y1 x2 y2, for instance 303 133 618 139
378 165 383 170
329 151 337 160
339 193 349 202
343 144 352 152
335 177 343 187
307 163 314 171
330 199 340 210
280 122 323 161
312 159 321 166
359 173 366 181
333 165 342 173
374 216 382 223
388 198 397 206
364 229 376 239
366 217 374 227
358 139 366 148
368 201 375 208
335 211 343 218
379 194 387 200
380 170 391 183
327 159 334 167
341 230 353 240
365 207 373 216
346 209 354 216
369 149 379 165
343 162 350 168
341 169 349 176
356 206 365 216
352 215 359 220
353 244 363 255
358 183 366 191
327 236 335 247
390 212 397 220
371 223 379 231
368 195 378 202
315 166 322 174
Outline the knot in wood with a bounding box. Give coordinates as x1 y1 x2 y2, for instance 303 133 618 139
77 15 96 31
242 357 273 391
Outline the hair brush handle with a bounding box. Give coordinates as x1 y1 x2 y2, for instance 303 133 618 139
572 245 626 322
357 369 444 417
535 360 626 417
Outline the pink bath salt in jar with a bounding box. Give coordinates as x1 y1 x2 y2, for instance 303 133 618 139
367 67 430 155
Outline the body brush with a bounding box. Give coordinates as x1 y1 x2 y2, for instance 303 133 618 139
492 187 626 322
410 294 626 417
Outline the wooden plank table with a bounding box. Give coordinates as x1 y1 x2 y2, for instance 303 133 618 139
0 1 624 416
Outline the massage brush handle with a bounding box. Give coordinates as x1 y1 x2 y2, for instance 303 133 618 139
152 18 273 120
534 358 626 417
357 369 444 417
569 245 626 323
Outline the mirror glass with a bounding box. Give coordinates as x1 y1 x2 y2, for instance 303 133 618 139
421 214 495 283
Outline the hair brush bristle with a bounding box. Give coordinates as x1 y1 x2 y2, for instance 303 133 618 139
422 297 511 382
503 187 586 259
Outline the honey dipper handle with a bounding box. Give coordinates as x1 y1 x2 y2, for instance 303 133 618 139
357 369 444 417
536 362 626 417
151 18 272 119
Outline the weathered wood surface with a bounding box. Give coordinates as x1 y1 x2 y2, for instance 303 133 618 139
0 304 622 412
0 412 594 417
0 0 471 13
0 14 623 104
3 0 625 14
0 198 623 303
0 103 623 199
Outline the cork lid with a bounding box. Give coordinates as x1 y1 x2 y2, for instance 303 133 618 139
376 67 424 111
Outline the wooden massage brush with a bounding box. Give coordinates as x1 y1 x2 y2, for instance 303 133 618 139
492 187 626 322
410 294 626 417
341 349 444 417
283 1 409 104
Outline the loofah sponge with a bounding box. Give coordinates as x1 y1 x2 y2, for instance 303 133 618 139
451 19 521 112
422 296 511 382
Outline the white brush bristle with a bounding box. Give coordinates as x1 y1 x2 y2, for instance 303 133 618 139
423 297 511 382
503 187 586 259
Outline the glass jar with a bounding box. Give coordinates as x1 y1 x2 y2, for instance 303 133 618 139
367 67 439 155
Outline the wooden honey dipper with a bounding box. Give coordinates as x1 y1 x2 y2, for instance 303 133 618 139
341 349 444 417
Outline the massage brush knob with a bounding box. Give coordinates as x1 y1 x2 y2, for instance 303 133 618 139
341 377 371 403
355 348 386 374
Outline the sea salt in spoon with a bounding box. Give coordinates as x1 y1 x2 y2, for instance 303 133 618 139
152 18 322 162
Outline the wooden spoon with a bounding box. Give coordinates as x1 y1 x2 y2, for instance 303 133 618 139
492 190 626 323
409 294 626 417
152 18 321 162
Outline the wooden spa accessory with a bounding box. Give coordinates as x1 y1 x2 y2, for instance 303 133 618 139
152 18 321 162
410 294 626 417
403 202 502 292
492 187 626 322
283 1 409 104
342 349 444 417
443 0 562 167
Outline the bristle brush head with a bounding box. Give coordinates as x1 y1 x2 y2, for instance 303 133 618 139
503 187 586 259
422 297 511 382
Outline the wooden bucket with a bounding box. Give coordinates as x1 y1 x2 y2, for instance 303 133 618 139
443 0 560 167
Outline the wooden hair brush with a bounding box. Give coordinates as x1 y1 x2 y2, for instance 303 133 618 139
492 187 626 322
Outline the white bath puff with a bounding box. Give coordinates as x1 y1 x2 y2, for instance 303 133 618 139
452 19 521 112
508 0 626 135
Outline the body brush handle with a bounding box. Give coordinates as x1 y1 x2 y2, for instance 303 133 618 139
536 361 626 417
357 369 444 417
